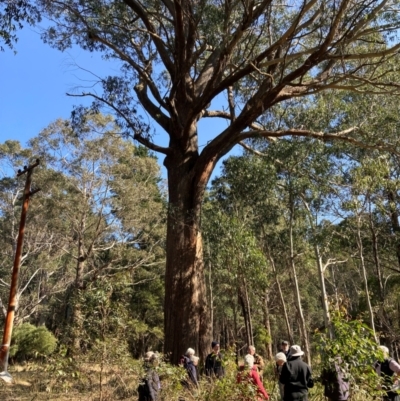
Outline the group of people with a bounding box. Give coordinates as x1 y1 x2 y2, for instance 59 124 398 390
274 342 400 401
236 340 313 401
138 341 400 401
274 341 313 401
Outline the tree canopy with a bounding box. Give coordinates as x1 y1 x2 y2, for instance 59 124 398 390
5 0 400 361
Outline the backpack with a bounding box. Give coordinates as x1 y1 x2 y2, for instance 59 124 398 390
381 358 394 378
322 364 349 400
138 378 151 401
376 358 399 401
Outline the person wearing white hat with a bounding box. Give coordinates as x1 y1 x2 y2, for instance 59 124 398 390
138 352 161 401
275 352 287 401
237 354 269 400
179 347 199 387
279 345 313 401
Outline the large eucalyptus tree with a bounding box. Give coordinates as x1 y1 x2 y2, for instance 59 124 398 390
33 0 400 360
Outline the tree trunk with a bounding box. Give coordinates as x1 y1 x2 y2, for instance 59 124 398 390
356 215 378 343
314 245 332 338
368 206 385 301
207 244 214 340
266 250 293 344
238 280 253 347
164 147 211 363
71 251 85 352
387 189 400 269
301 198 332 338
288 196 311 365
69 206 88 353
263 291 273 360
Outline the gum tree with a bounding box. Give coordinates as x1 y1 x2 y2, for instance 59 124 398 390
0 0 39 50
37 0 400 361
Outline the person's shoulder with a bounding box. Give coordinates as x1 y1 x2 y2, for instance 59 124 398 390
389 358 400 372
300 359 311 368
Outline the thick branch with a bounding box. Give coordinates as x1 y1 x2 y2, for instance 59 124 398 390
67 92 171 155
123 0 174 74
237 127 400 155
134 82 171 132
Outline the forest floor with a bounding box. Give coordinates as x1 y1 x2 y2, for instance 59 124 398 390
0 362 375 401
0 363 138 401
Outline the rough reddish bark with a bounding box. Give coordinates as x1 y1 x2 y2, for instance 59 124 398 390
163 136 211 362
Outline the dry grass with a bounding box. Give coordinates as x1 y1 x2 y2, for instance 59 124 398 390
0 362 138 401
0 361 378 401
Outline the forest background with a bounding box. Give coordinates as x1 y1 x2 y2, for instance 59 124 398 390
2 1 400 400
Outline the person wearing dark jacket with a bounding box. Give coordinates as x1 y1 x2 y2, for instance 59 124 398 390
375 346 400 401
138 351 161 401
321 359 349 401
279 345 313 401
279 340 291 359
205 341 225 378
275 352 287 401
179 348 198 387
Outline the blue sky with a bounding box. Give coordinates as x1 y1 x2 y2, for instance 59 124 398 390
1 25 239 180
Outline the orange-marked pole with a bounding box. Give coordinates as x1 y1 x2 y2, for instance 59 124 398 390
0 160 40 382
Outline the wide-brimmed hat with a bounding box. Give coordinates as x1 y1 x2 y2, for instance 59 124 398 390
290 345 304 357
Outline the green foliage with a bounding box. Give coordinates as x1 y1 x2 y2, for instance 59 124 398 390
315 312 382 398
9 323 57 360
0 1 40 51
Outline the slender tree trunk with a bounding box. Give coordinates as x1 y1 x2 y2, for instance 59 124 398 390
208 248 214 341
386 189 400 269
368 207 385 301
238 279 253 347
224 317 229 349
262 225 293 344
356 215 378 343
368 203 392 335
266 250 293 343
71 247 85 351
69 206 88 352
288 196 311 365
233 301 238 346
244 278 253 346
330 265 340 311
263 291 273 360
314 245 332 338
301 198 332 338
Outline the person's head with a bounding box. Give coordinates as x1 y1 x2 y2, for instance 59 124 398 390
191 355 199 366
379 345 389 359
244 354 254 369
248 345 255 355
211 341 220 353
275 352 287 366
289 345 304 358
186 347 195 357
144 351 158 365
280 340 289 352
